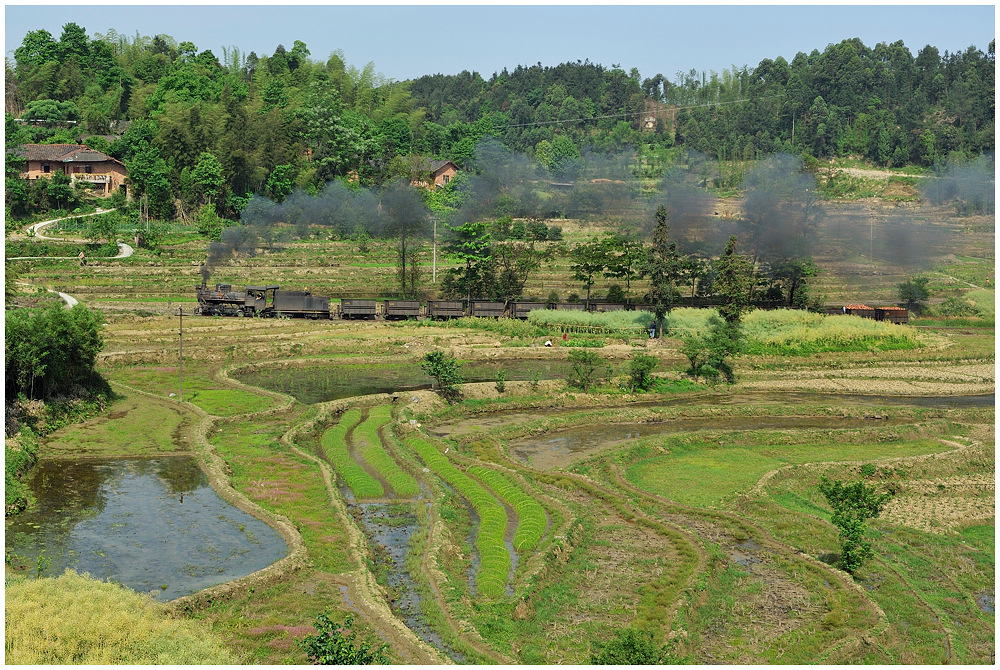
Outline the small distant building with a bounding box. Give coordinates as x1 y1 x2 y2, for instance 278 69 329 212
409 158 459 189
13 144 127 197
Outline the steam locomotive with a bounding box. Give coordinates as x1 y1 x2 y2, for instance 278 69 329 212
195 283 332 319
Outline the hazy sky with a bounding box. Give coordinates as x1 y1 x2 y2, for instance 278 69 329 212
4 3 996 83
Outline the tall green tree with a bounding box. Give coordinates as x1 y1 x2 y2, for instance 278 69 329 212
644 205 685 338
569 236 608 308
714 235 755 325
603 231 646 306
442 220 492 303
191 150 224 205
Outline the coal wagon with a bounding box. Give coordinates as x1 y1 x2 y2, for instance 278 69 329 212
384 299 421 320
340 298 377 320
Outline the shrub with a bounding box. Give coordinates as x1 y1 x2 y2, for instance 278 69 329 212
567 349 602 392
494 370 506 394
818 475 894 574
627 352 658 392
298 611 388 665
420 351 464 402
590 627 678 664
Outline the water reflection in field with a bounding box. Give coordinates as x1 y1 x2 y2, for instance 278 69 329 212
5 457 286 600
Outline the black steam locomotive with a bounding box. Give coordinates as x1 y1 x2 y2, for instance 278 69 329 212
195 283 332 319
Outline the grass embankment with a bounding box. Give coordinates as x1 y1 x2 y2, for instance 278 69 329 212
5 570 237 664
5 428 40 515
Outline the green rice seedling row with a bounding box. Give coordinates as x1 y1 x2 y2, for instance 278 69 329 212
468 466 547 554
353 405 420 498
320 409 384 499
407 436 510 597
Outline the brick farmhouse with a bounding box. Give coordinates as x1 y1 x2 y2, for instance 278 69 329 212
14 144 128 197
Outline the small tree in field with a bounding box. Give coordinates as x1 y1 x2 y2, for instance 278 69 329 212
818 474 895 575
627 352 658 392
567 349 602 392
897 276 930 314
420 351 463 402
298 611 388 665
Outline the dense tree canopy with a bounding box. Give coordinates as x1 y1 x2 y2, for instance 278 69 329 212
4 24 993 229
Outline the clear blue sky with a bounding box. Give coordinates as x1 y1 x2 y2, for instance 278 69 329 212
4 3 995 83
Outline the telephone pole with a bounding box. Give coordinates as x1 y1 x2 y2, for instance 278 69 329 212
177 307 184 402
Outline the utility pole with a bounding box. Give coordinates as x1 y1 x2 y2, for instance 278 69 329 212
432 216 437 283
177 307 184 402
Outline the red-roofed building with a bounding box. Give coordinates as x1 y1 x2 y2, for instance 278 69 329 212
13 144 128 197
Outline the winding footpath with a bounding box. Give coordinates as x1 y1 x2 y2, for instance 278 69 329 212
8 208 134 261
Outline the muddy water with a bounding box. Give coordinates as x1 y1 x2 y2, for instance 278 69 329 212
353 502 467 664
235 359 575 404
482 394 994 470
506 416 902 470
4 457 286 600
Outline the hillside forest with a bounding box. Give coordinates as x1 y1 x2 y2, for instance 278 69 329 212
5 24 995 226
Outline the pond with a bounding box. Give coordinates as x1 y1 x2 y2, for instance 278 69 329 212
235 359 576 404
5 457 287 601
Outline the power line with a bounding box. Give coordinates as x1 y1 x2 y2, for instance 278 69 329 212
496 98 752 130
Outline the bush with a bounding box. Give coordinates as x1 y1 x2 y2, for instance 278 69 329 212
627 353 658 392
567 349 602 392
420 351 464 402
591 628 678 664
5 304 105 400
298 611 388 665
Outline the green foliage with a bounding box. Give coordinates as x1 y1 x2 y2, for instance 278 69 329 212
714 235 755 324
354 406 418 497
408 436 510 596
5 303 105 400
469 466 546 553
298 611 388 665
818 474 895 574
567 348 602 392
590 627 677 664
321 409 383 499
420 351 464 402
5 427 39 515
627 352 658 392
5 264 21 305
680 315 741 383
898 276 931 314
494 369 506 394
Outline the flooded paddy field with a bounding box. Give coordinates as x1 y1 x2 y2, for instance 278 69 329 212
234 359 575 404
5 457 287 600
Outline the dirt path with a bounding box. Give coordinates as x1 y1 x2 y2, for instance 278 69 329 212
835 167 928 180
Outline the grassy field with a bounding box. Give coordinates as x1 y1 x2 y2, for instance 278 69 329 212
5 190 994 664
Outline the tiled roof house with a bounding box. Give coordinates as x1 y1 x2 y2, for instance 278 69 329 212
12 144 128 197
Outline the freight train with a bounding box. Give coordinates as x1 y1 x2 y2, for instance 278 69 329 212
195 282 907 323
